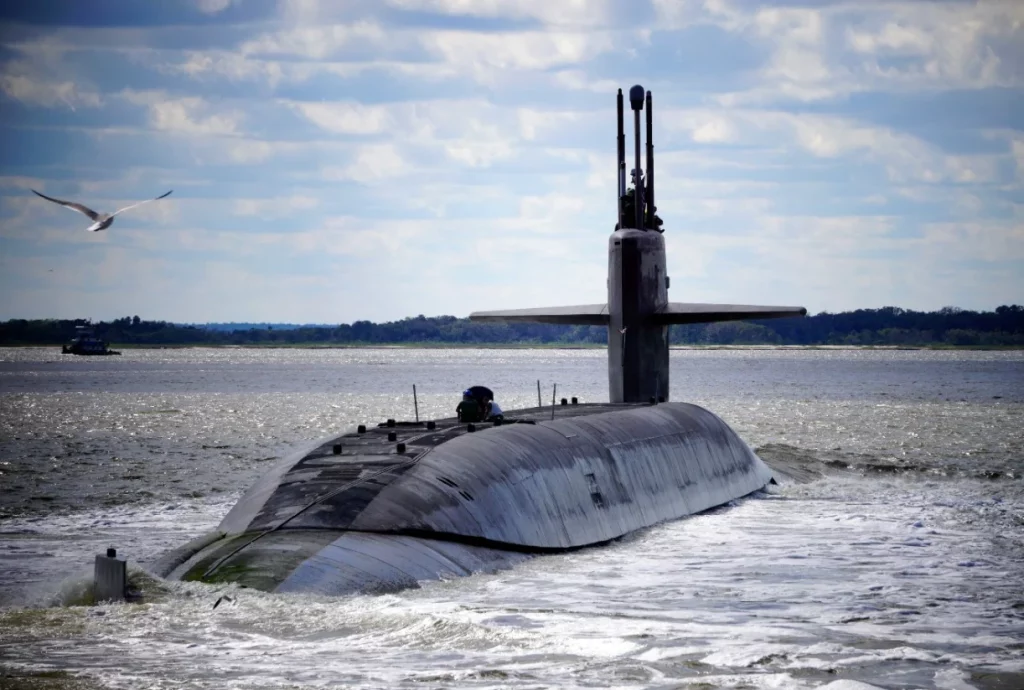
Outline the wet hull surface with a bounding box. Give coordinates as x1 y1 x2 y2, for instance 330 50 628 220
153 401 775 595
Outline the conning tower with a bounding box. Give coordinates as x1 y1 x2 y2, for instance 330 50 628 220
470 85 806 403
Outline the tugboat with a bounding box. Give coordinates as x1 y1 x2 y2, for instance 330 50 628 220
62 326 120 356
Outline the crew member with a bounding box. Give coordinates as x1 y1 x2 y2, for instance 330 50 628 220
486 399 503 421
456 391 482 422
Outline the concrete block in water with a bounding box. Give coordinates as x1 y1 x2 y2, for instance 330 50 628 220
94 547 126 602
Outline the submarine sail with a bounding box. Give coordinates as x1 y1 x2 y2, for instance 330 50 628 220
469 85 805 404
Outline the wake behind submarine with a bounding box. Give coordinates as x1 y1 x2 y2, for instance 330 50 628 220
151 85 807 596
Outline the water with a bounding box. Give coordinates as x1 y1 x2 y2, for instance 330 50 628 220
1 347 1022 689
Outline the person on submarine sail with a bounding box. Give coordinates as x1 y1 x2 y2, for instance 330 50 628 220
621 168 663 232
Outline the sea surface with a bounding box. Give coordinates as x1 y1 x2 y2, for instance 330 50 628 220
0 346 1022 689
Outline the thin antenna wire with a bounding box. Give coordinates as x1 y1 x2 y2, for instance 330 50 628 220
646 89 654 229
537 380 542 408
413 384 419 423
551 383 557 420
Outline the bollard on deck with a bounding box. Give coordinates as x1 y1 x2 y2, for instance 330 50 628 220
94 547 126 603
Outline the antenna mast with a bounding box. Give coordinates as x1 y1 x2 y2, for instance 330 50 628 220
645 90 655 231
616 89 626 228
629 85 644 230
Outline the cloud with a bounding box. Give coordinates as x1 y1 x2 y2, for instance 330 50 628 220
173 51 287 87
517 108 581 141
0 32 111 112
195 0 236 13
703 1 1024 105
0 74 103 109
658 110 743 144
550 69 621 93
223 139 278 163
120 89 243 136
149 99 241 136
229 20 627 88
658 107 1009 185
422 30 617 77
287 101 392 135
443 120 516 167
323 143 412 182
690 117 738 144
240 21 388 60
756 7 831 86
518 193 587 225
382 0 617 27
0 176 46 192
288 98 521 168
233 195 320 217
847 21 933 56
921 220 1024 262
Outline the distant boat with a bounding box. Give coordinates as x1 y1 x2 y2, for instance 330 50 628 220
62 326 120 356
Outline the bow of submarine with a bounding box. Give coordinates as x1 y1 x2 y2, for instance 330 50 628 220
152 402 773 596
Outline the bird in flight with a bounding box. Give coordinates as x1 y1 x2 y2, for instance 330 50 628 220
32 189 173 232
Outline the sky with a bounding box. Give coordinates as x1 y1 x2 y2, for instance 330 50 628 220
0 0 1022 324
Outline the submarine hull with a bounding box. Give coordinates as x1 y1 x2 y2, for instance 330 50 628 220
153 402 773 596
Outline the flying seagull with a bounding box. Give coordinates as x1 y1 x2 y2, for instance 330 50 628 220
32 189 173 232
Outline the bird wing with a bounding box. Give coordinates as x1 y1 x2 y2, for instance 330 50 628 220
111 190 173 217
32 190 100 220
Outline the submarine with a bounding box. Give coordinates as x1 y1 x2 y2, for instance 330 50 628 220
150 85 807 596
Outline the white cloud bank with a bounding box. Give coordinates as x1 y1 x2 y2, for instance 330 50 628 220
0 0 1021 321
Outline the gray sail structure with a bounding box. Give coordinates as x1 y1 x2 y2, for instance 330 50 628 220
470 85 806 403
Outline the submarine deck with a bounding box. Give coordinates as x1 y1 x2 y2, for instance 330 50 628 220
323 401 650 459
215 401 660 537
157 400 776 594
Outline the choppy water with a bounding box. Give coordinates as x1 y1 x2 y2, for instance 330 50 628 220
1 346 1022 689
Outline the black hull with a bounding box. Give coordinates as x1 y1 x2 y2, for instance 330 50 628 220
153 402 773 596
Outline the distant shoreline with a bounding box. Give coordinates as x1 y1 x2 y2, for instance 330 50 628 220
5 308 1021 349
4 343 1023 352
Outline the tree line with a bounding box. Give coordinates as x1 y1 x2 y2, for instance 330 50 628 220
1 306 1022 347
